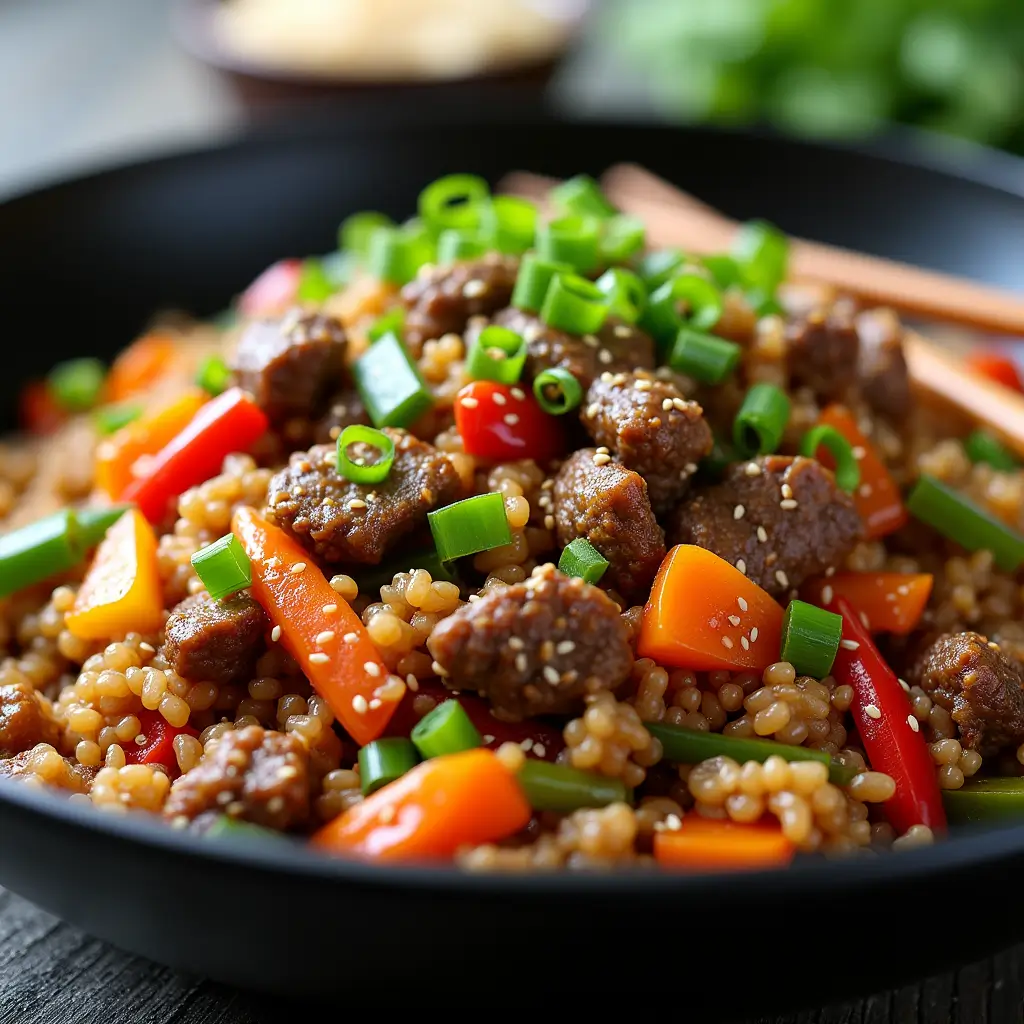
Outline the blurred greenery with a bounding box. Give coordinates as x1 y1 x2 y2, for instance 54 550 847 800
596 0 1024 151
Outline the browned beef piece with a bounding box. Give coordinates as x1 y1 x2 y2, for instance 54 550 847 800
580 370 713 513
553 449 665 603
313 389 371 444
910 632 1024 755
162 592 269 686
266 430 460 565
401 254 519 356
784 306 859 403
163 725 310 830
489 308 656 391
855 307 911 420
427 564 633 720
668 455 862 599
0 682 58 756
233 311 347 425
0 749 95 793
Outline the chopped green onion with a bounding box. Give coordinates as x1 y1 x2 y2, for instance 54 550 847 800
94 402 142 435
964 430 1019 472
800 424 861 493
748 289 785 318
669 328 741 385
339 211 393 258
701 254 744 289
366 225 434 286
532 367 583 416
637 248 687 290
466 325 527 385
196 355 232 396
942 777 1024 825
336 425 396 485
733 383 791 458
598 214 646 264
352 332 434 429
427 492 511 563
549 174 616 219
641 273 724 352
781 600 843 678
511 254 574 313
539 273 610 335
517 760 629 812
321 250 356 288
732 219 789 295
906 474 1024 572
297 258 334 303
479 196 537 255
535 214 601 273
367 308 405 344
436 228 488 264
48 358 105 413
204 816 289 842
411 700 482 759
700 433 738 480
646 721 855 786
358 738 420 795
418 174 489 233
190 533 252 602
75 505 131 548
557 537 608 584
595 268 646 324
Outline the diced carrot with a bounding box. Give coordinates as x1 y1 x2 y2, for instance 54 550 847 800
106 333 177 401
965 351 1024 394
19 381 66 435
65 509 164 639
653 815 795 872
231 506 400 746
311 748 531 861
94 389 208 500
802 572 933 635
637 544 784 672
816 404 907 540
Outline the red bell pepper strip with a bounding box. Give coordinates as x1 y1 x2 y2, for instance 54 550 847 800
454 380 564 462
965 351 1024 394
121 387 268 522
826 595 946 835
239 259 302 319
123 709 199 775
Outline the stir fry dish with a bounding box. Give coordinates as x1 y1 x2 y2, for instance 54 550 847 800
2 173 1023 872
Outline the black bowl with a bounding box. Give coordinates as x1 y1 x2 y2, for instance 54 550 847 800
3 101 1024 1017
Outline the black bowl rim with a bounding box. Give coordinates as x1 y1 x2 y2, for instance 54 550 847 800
5 108 1024 896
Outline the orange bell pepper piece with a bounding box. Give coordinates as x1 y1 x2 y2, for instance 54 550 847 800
65 508 164 639
232 507 401 746
106 333 177 402
802 572 933 635
638 545 784 672
654 815 795 872
311 748 531 861
815 404 907 540
94 389 208 500
965 351 1024 394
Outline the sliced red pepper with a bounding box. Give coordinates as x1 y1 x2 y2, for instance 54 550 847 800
123 709 199 774
454 380 565 463
121 387 268 522
965 351 1024 394
239 259 302 319
19 381 67 435
826 595 946 835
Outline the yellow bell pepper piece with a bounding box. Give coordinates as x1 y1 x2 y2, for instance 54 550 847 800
66 508 164 639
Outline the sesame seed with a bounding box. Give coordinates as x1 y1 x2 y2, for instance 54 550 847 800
369 698 382 710
840 639 860 650
781 483 794 499
907 715 920 733
634 378 652 391
859 483 873 498
728 615 741 626
740 636 750 650
852 446 866 459
586 402 600 418
756 526 768 543
343 632 359 643
593 453 612 466
821 585 834 604
509 637 524 650
596 446 609 455
583 333 600 347
315 631 336 645
271 625 282 642
600 372 614 383
515 653 528 673
544 514 555 530
322 604 338 614
598 349 614 365
309 653 330 665
738 597 748 612
291 562 307 573
899 678 910 692
493 392 507 406
780 499 798 510
533 743 547 758
750 627 759 643
614 324 632 338
352 695 369 714
139 642 156 654
432 661 449 676
482 734 495 744
556 640 576 655
860 611 871 628
364 662 381 677
864 704 881 719
510 387 526 401
673 397 688 411
463 279 486 298
134 734 146 746
460 396 479 409
733 504 745 520
504 413 520 426
348 499 367 510
543 666 560 685
897 584 910 596
825 566 836 577
662 398 674 411
721 637 734 649
736 559 746 574
775 570 789 588
744 462 762 476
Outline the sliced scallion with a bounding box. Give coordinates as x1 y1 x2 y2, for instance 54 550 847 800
336 425 396 485
539 273 610 335
517 759 629 812
557 537 608 584
701 254 744 289
366 225 434 286
535 214 601 273
466 325 527 385
669 328 741 385
511 253 573 313
733 383 791 458
48 358 105 413
800 424 861 493
637 248 687 290
549 174 616 220
427 492 511 563
780 600 843 678
964 430 1019 472
732 219 789 295
598 214 646 264
196 355 232 396
479 196 537 255
595 268 646 324
94 402 142 435
297 258 334 303
411 699 482 759
190 533 252 602
339 211 393 258
533 367 583 415
437 228 488 264
367 308 405 344
358 738 420 795
700 433 738 480
641 273 724 352
418 174 489 234
352 332 434 429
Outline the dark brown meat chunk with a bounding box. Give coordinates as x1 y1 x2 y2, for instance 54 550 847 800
162 592 269 686
312 389 371 444
401 254 519 356
784 306 859 403
553 449 665 603
490 307 656 391
580 370 713 513
910 632 1024 755
0 682 58 756
427 565 633 720
163 725 310 830
233 311 347 425
266 430 460 565
0 749 95 793
855 307 911 420
668 455 862 599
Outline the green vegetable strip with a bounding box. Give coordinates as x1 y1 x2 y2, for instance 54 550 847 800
366 225 434 286
352 332 433 429
75 506 131 548
367 308 405 344
511 254 573 313
701 254 744 289
533 367 583 415
48 358 106 413
94 402 143 435
906 474 1024 572
780 600 843 678
637 248 687 290
204 816 289 842
942 777 1024 825
336 425 396 485
358 738 420 795
418 174 489 233
411 700 482 759
196 355 232 396
557 537 609 584
437 229 488 264
733 383 791 457
595 268 646 324
297 258 334 303
800 424 861 493
539 273 610 335
535 214 601 273
549 174 616 219
964 429 1019 472
428 492 511 563
598 214 646 264
479 196 537 255
645 721 856 786
517 759 630 812
641 274 724 353
669 328 741 385
466 326 527 385
732 219 789 294
191 533 252 602
339 211 393 258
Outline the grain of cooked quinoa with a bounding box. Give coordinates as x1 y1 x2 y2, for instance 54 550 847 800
2 171 1021 873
